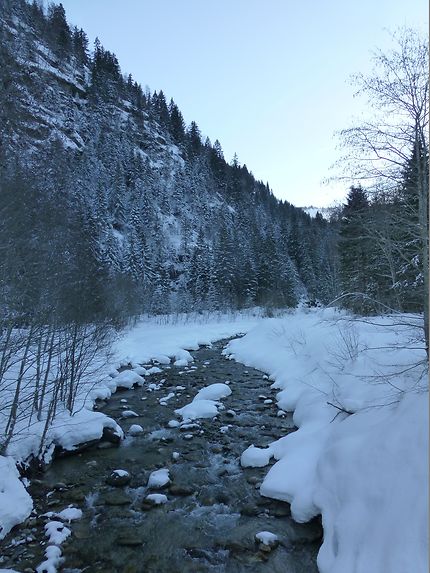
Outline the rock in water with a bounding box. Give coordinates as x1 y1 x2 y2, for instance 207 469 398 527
106 469 131 487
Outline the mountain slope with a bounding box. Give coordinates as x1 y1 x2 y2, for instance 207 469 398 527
0 0 338 322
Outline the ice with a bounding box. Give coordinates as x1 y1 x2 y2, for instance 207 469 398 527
240 445 274 468
147 468 170 489
168 420 180 428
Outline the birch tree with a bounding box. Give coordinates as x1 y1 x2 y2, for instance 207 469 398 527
337 28 429 352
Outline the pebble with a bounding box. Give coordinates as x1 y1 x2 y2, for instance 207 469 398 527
169 485 194 496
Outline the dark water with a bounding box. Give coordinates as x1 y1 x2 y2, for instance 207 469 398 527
0 339 321 573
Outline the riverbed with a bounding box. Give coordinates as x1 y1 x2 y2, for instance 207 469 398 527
0 339 321 572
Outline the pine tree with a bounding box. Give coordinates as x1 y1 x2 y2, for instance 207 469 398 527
169 99 186 143
339 186 374 312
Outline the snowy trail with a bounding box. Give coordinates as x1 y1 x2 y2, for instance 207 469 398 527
0 339 321 573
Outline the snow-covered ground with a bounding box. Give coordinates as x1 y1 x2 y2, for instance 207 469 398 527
224 308 428 573
1 307 428 573
0 309 263 540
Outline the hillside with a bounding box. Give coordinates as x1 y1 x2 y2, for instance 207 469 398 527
0 0 337 323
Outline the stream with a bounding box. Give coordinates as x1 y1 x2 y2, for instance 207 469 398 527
0 339 322 573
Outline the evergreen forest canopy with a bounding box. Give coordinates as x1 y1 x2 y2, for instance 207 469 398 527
0 1 427 340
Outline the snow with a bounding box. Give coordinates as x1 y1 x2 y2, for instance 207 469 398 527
55 507 82 523
175 382 233 421
112 311 262 368
128 424 144 435
114 370 145 389
147 366 163 375
36 545 63 573
44 520 71 545
133 366 147 376
224 308 428 573
47 409 123 455
146 493 168 505
2 307 426 573
121 410 139 418
194 383 232 401
112 469 129 478
240 445 274 468
175 399 219 421
0 456 33 540
147 468 170 489
255 531 279 546
159 392 175 405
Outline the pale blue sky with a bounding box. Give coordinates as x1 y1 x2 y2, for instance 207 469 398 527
61 0 428 207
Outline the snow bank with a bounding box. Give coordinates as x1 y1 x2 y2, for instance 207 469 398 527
0 456 33 540
112 311 262 367
224 309 428 573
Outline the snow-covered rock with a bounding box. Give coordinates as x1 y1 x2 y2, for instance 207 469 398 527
147 468 170 489
255 531 279 546
121 410 139 418
145 493 168 505
194 383 232 401
128 424 144 436
45 521 71 545
240 445 274 468
114 370 145 389
55 507 82 523
175 399 219 421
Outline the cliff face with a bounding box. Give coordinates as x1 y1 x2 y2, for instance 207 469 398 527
0 1 336 322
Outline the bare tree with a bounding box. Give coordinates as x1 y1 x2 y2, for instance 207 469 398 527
335 28 429 351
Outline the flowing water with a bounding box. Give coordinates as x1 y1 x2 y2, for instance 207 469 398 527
0 339 321 573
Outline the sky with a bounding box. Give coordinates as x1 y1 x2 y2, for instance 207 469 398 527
60 0 428 207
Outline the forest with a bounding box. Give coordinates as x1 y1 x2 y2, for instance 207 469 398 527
0 0 427 452
0 2 428 573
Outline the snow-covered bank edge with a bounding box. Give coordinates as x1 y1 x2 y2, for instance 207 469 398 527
224 309 428 573
0 310 263 541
